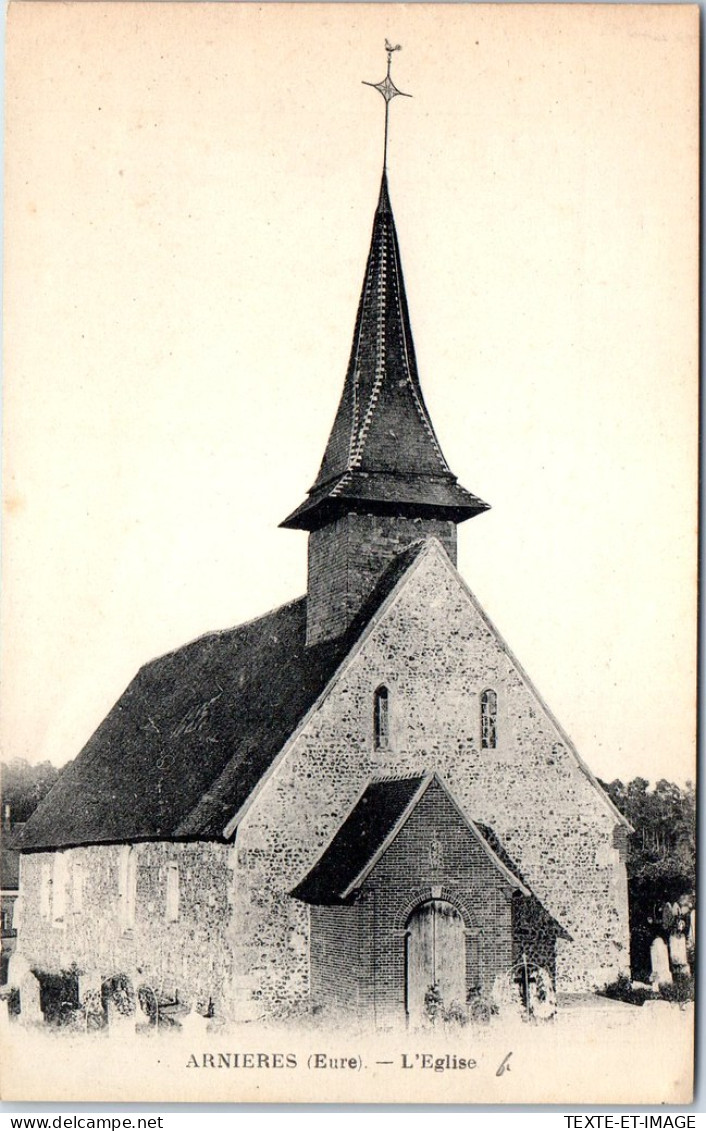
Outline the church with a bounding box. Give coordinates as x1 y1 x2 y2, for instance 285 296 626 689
12 52 630 1028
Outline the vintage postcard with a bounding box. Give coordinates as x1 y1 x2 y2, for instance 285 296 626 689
0 2 698 1105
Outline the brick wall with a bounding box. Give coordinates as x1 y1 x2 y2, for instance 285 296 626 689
362 780 513 1019
310 895 373 1013
307 781 518 1024
307 512 457 644
513 893 558 978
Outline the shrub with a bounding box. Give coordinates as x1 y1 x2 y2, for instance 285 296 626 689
6 986 20 1018
424 982 444 1023
468 994 499 1025
442 999 468 1027
600 974 653 1006
658 974 694 1004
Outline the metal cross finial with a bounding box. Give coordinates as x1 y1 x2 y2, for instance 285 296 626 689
363 41 412 170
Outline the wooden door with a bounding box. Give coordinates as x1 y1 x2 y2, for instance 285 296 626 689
406 900 466 1024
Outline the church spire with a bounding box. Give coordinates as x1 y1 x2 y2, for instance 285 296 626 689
282 44 487 533
284 45 489 644
282 168 488 531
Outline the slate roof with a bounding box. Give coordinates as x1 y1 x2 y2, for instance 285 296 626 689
291 776 426 903
281 174 489 531
292 773 532 905
1 839 21 891
473 821 532 892
18 545 428 853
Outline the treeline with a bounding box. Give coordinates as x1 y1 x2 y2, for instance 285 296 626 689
598 776 695 980
1 758 71 825
598 777 695 889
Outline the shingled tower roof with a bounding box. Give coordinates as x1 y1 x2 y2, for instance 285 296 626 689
281 172 489 531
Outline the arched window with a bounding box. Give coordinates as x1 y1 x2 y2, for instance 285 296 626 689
374 685 390 750
480 689 497 749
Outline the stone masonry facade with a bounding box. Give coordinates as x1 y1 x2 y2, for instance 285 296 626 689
16 840 236 1016
14 539 629 1023
234 540 630 1012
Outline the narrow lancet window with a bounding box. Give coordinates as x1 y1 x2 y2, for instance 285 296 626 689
119 846 138 932
73 862 84 913
52 852 68 923
40 863 51 919
481 689 497 749
166 863 180 922
374 685 390 750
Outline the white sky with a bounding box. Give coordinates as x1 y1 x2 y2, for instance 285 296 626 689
2 3 698 786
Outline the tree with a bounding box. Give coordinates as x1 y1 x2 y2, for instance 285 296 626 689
1 758 70 824
599 776 695 980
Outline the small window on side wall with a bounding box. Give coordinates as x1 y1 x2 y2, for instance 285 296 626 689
39 862 51 919
52 852 68 923
481 688 497 749
73 862 84 913
166 863 180 922
374 686 390 750
119 845 138 932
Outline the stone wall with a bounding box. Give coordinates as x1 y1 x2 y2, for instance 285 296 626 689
16 538 629 1021
307 512 457 644
235 539 630 1010
16 840 235 1015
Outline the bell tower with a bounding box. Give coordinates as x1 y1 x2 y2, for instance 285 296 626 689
281 45 489 645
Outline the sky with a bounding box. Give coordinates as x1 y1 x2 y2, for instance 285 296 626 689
1 3 698 786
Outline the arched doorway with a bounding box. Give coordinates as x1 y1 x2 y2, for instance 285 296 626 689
406 899 466 1024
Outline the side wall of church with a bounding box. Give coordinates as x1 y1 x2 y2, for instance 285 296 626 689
233 542 629 1013
16 841 236 1015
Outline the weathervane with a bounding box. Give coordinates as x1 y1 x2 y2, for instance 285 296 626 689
363 40 411 169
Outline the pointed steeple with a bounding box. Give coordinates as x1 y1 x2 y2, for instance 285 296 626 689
284 45 489 646
281 171 488 531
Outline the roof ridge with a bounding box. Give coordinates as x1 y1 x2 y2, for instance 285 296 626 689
388 229 451 476
348 215 389 469
139 595 306 668
369 771 428 784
